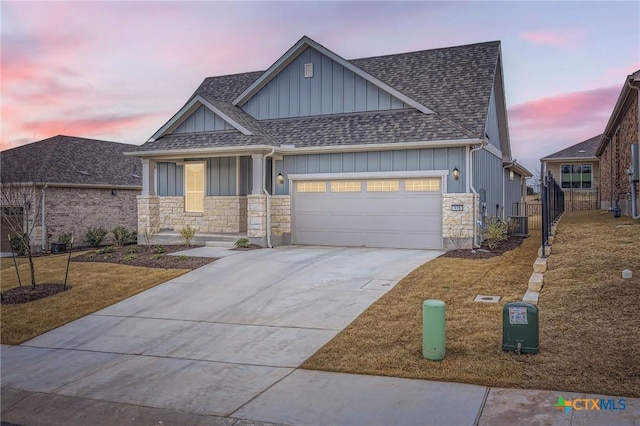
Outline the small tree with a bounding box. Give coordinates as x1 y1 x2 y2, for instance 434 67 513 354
1 168 45 287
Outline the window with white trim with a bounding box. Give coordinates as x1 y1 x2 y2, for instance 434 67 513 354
185 163 205 212
331 181 361 192
405 178 440 192
297 181 326 193
366 180 400 192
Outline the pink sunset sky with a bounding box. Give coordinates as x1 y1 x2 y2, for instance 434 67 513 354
1 1 639 176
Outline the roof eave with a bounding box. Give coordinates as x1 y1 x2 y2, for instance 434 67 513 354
598 70 640 155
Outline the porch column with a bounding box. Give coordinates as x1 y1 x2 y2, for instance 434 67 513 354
251 154 264 194
142 158 156 196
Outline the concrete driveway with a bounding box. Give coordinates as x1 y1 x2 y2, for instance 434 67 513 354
1 246 442 419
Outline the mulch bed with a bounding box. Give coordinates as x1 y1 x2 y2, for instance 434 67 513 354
72 244 217 269
232 244 263 251
442 236 527 259
1 283 70 305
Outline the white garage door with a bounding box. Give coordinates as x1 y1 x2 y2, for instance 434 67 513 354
292 177 443 250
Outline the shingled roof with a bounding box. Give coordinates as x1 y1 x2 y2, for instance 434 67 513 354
541 134 602 160
137 39 501 153
1 135 143 187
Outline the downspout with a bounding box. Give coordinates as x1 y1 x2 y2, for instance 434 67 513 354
469 140 487 248
263 148 276 247
502 160 516 221
41 184 48 253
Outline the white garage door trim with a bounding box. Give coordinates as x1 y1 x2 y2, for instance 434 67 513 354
290 171 447 250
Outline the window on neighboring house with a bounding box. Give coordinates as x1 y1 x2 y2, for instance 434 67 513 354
184 163 205 212
561 164 592 189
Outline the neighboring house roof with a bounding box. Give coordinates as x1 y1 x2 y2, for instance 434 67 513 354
541 134 603 161
137 37 502 155
596 69 640 156
1 135 143 187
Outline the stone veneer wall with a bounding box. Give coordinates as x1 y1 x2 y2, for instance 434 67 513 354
153 196 247 234
270 196 291 236
247 195 266 239
442 193 478 250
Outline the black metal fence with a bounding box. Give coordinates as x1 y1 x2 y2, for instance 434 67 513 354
541 171 564 256
563 188 600 211
511 202 541 230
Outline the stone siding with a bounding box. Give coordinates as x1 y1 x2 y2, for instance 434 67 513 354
442 193 478 250
247 195 266 238
270 196 291 236
154 196 247 235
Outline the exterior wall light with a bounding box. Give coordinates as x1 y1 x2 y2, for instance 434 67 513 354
452 167 460 181
509 170 514 181
277 173 284 184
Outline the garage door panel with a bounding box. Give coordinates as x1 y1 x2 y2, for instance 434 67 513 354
293 178 443 250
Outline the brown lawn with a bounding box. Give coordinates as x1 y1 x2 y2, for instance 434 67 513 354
1 253 189 345
302 211 640 398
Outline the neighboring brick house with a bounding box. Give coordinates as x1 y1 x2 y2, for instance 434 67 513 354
0 135 142 252
540 134 602 210
130 36 531 251
596 70 640 217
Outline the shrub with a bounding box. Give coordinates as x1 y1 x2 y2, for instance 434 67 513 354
179 225 197 246
150 253 163 260
141 228 159 245
85 227 108 247
58 232 73 244
483 217 508 250
9 234 28 256
152 245 166 254
97 245 114 254
122 254 137 262
175 255 188 261
234 237 250 248
112 226 136 247
126 245 138 254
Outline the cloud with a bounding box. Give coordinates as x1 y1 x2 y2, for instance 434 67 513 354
520 30 584 47
508 85 620 173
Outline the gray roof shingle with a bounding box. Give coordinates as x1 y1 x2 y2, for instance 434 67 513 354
138 40 500 153
1 135 143 187
541 134 603 160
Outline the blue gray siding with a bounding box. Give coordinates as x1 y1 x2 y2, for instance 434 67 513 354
239 156 252 196
157 158 240 196
172 105 234 134
207 158 236 196
485 83 501 150
473 149 504 219
243 47 408 119
504 170 523 216
157 162 184 196
273 148 465 195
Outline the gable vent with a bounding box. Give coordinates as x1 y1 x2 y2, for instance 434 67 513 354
304 62 314 78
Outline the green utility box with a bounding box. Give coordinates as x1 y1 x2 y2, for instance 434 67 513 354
422 300 446 360
502 302 539 354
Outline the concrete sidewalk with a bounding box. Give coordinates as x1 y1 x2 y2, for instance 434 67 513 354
1 246 638 425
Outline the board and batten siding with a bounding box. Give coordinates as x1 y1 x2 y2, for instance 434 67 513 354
274 148 465 195
172 105 234 134
485 83 502 151
473 148 504 219
157 157 251 197
504 169 524 217
242 46 409 120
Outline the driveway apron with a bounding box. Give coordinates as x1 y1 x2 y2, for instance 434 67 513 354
1 246 442 418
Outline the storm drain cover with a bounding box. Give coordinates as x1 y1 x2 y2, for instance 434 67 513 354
474 295 501 303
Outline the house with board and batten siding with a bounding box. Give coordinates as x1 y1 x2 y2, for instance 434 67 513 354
129 36 531 251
